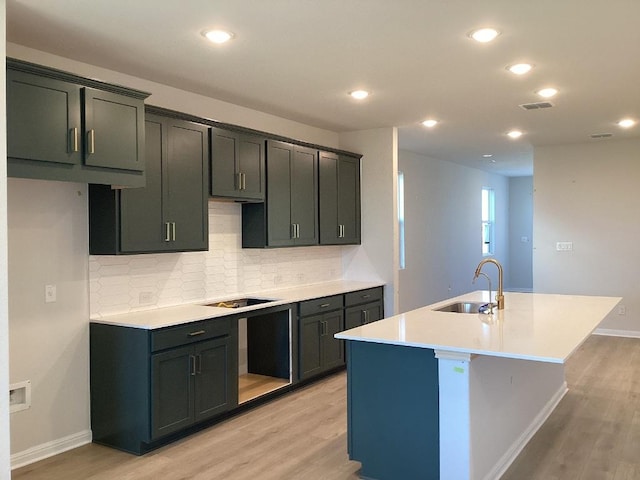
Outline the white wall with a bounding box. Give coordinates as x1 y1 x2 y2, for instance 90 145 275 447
4 44 353 464
508 177 533 291
397 150 509 313
340 128 399 315
534 139 640 333
1 1 12 477
8 179 91 464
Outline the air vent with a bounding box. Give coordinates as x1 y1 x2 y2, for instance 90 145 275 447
519 102 554 110
590 133 613 139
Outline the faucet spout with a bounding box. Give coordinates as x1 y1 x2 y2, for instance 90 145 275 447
473 258 505 310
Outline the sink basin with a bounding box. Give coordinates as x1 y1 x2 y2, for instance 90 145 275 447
433 302 488 314
204 298 276 309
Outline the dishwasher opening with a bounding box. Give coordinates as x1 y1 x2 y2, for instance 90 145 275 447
238 308 291 404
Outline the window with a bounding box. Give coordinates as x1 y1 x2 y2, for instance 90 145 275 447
398 171 405 269
482 187 495 256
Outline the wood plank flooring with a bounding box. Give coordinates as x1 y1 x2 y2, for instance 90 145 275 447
12 335 640 480
238 373 290 404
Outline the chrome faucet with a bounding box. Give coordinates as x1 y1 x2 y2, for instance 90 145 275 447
473 258 504 310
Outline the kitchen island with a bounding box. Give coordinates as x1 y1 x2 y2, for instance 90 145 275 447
335 291 620 480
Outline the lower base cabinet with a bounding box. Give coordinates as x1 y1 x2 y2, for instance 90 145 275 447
90 318 237 455
152 336 236 439
344 287 384 329
298 295 345 381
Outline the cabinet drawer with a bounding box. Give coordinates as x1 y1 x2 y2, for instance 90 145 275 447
151 317 231 352
299 295 344 317
345 287 383 307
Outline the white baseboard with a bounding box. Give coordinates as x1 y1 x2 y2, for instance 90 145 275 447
11 430 92 470
593 328 640 339
482 381 568 480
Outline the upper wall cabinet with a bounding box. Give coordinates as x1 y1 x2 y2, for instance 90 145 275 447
89 112 209 254
242 140 318 248
319 152 361 245
6 58 148 187
210 127 265 202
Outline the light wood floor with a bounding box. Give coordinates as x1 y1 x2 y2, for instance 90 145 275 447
13 335 640 479
238 373 290 404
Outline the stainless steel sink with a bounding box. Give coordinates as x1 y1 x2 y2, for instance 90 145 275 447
204 298 276 309
433 301 488 313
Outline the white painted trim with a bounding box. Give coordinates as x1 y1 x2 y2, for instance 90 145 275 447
593 328 640 339
481 381 568 480
10 430 92 470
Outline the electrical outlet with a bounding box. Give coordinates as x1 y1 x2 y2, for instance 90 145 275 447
45 284 57 303
139 292 154 304
556 242 573 251
618 305 627 315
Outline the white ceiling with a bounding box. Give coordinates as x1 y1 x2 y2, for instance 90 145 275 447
7 0 640 176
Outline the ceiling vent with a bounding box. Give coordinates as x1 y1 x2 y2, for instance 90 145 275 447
519 102 554 110
590 133 613 139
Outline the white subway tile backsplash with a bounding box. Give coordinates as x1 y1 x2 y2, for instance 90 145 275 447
89 201 344 317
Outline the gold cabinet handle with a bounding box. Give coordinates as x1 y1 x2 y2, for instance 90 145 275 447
70 128 79 153
190 355 197 376
188 330 206 337
236 172 242 191
87 129 95 154
242 172 246 190
172 222 176 242
164 222 171 242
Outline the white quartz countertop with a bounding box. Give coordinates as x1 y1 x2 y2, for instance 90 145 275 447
90 280 384 329
335 291 621 363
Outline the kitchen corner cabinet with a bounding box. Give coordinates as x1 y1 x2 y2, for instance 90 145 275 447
210 127 265 201
6 59 148 187
344 287 384 330
298 295 345 381
89 113 209 254
242 140 318 248
319 152 361 245
91 317 238 455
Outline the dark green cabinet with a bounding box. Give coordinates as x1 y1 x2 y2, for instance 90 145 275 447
151 336 236 440
242 140 318 248
7 60 147 186
89 112 209 254
298 295 345 381
319 152 361 245
210 127 265 201
90 316 237 455
344 287 384 330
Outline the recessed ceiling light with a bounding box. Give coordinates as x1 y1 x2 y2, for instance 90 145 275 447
536 87 558 98
421 119 438 128
507 63 534 75
617 118 636 128
203 29 235 44
507 130 523 139
468 28 500 43
349 90 369 100
482 154 493 158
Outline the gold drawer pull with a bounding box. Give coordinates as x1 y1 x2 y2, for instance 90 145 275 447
188 330 206 337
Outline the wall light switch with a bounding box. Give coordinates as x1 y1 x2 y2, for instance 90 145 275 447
45 284 57 303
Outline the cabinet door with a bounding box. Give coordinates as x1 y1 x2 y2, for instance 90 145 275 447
266 141 294 247
119 117 166 252
345 301 383 329
238 134 265 201
337 155 361 244
83 88 145 171
210 128 239 198
165 120 209 251
7 70 81 165
291 145 318 245
299 314 323 380
322 310 345 369
151 345 195 439
194 337 237 422
319 151 340 244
